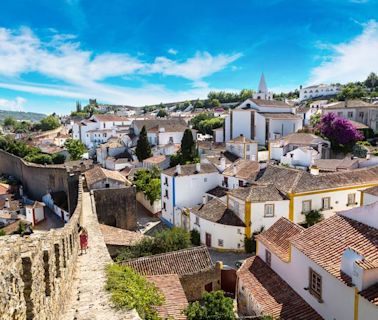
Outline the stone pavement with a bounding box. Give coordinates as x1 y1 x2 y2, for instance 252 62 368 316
61 191 140 320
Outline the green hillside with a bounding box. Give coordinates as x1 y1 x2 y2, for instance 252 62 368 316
0 109 46 124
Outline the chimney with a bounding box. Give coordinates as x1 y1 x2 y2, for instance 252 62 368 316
219 156 226 172
4 198 10 209
310 166 320 176
195 162 201 173
202 195 207 205
176 164 182 175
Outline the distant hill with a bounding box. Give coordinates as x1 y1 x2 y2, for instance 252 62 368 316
0 109 46 124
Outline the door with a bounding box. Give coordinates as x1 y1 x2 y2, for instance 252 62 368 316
205 233 212 247
205 282 213 292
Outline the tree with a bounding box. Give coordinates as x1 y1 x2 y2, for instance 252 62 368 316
76 101 82 112
181 129 196 163
156 109 168 118
40 115 60 131
210 98 221 108
135 126 152 162
51 153 66 164
309 112 321 127
239 89 253 101
337 82 366 100
316 113 363 150
133 168 161 204
24 153 53 164
3 117 16 127
184 291 236 320
198 117 224 135
64 139 86 160
190 229 201 246
365 72 378 89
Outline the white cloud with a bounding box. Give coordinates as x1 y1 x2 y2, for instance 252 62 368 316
309 20 378 85
0 96 26 111
168 48 178 55
0 27 241 84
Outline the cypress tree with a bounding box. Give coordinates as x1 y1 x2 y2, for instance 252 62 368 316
135 125 152 162
181 128 196 163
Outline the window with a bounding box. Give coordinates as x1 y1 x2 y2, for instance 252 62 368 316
103 123 106 128
309 268 322 301
105 183 110 188
223 177 228 187
218 239 224 247
163 202 166 210
164 177 168 186
337 112 343 117
195 216 200 226
265 250 271 267
302 200 311 213
246 145 250 151
165 189 169 198
239 180 244 187
348 193 356 205
264 204 274 217
359 112 364 118
322 197 330 210
348 111 353 118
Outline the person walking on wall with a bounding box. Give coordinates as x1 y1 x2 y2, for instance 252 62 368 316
79 227 88 255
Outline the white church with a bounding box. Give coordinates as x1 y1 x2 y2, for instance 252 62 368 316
214 74 303 145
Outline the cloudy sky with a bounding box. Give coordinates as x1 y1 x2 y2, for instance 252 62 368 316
0 0 377 114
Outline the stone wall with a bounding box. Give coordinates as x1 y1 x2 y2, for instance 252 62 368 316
0 150 78 214
93 187 137 230
180 262 222 301
0 180 83 320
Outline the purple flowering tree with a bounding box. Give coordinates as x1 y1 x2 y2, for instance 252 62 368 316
317 113 363 149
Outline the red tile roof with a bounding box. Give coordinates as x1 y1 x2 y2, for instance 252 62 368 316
99 224 146 246
237 256 322 320
146 274 188 320
121 246 214 276
256 217 304 262
291 214 378 286
360 283 378 306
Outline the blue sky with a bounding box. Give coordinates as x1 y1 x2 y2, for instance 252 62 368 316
0 0 377 114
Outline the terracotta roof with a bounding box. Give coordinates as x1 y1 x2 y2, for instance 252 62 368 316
256 217 304 261
360 283 378 306
93 114 130 122
84 166 127 187
237 256 322 320
362 185 378 197
143 155 167 164
0 183 10 195
250 99 293 108
259 112 302 120
228 183 286 202
323 99 376 109
146 274 188 320
272 133 327 146
204 155 233 168
291 214 378 288
163 163 218 177
223 160 260 180
314 157 359 172
191 198 245 227
258 165 378 194
99 224 146 246
227 135 257 144
121 246 214 276
133 119 188 133
349 120 369 129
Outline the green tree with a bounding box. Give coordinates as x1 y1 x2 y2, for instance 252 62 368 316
106 264 164 320
156 109 168 118
40 115 60 131
210 98 221 108
181 129 196 163
64 139 86 160
239 89 253 101
76 101 82 112
51 153 66 164
24 153 53 164
365 72 378 89
3 116 16 127
309 113 321 127
184 291 236 320
190 229 201 246
135 126 152 162
133 168 161 205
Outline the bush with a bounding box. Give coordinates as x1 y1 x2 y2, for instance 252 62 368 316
184 291 235 320
190 229 201 246
305 210 323 227
133 168 161 204
106 264 164 320
244 236 256 254
24 153 53 164
52 153 66 164
0 229 6 236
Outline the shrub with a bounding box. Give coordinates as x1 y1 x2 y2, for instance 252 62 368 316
244 236 256 254
305 210 323 227
0 229 6 236
106 264 164 320
190 229 201 246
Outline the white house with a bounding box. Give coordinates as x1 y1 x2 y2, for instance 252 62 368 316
25 201 45 226
160 163 220 227
222 99 302 145
269 133 330 168
296 100 327 126
237 204 378 320
225 135 258 161
189 197 245 250
361 185 378 205
84 166 127 190
299 83 341 101
222 160 260 189
72 114 131 148
131 119 189 146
